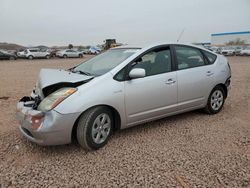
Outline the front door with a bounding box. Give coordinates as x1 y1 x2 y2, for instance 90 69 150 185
125 46 178 126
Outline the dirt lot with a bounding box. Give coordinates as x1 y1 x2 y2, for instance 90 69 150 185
0 56 249 188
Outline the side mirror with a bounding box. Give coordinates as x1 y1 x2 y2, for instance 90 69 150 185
129 68 146 79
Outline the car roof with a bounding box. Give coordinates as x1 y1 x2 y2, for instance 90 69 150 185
112 42 216 55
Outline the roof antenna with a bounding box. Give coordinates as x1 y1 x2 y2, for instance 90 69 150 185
177 28 185 42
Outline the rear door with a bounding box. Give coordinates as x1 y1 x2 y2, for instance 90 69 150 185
124 46 178 126
30 49 39 57
174 45 215 109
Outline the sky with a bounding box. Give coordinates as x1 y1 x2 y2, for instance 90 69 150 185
0 0 249 47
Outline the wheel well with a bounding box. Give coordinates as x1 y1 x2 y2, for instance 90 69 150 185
71 105 121 142
216 83 228 98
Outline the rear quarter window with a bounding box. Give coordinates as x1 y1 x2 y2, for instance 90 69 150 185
203 50 217 64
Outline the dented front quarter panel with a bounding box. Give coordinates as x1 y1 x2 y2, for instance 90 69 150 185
54 73 127 129
16 98 81 145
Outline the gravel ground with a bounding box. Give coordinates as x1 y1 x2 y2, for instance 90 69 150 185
0 56 249 188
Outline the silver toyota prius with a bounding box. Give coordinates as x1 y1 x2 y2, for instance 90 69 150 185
16 43 231 150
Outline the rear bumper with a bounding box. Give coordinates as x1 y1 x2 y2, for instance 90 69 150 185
16 97 80 146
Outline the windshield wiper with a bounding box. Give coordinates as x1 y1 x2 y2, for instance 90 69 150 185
72 70 93 76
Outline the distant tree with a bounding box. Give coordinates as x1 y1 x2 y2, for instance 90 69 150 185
68 44 73 49
226 38 246 45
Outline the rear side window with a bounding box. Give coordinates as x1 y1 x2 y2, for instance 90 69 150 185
203 50 217 64
175 46 206 70
30 49 38 52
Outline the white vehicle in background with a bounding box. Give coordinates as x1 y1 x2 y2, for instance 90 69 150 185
208 46 219 53
78 49 89 55
56 49 83 58
88 46 101 54
17 50 26 58
24 48 50 60
239 46 250 56
221 46 235 56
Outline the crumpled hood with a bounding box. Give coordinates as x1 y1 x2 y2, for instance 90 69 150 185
38 68 93 89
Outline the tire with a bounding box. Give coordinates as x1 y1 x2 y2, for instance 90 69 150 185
77 106 113 150
28 55 33 60
79 54 83 58
9 56 15 60
46 55 50 59
63 54 67 58
204 86 225 114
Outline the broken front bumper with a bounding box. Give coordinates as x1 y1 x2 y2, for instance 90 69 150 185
16 97 80 146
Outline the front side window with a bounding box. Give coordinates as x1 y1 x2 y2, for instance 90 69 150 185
132 48 172 77
73 48 139 76
175 46 206 70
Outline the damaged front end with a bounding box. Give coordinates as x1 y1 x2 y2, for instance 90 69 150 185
16 68 93 145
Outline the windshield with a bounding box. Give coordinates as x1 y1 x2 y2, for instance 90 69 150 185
73 48 139 76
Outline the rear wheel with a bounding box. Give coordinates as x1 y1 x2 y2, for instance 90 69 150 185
63 54 67 58
204 86 225 114
28 55 33 60
77 106 113 150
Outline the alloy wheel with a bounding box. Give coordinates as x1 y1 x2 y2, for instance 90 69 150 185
91 113 111 144
210 90 224 111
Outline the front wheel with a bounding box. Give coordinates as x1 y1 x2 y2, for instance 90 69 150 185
45 55 50 59
204 86 225 114
28 55 33 60
77 106 113 150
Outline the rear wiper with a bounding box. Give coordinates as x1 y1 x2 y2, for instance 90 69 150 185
72 70 93 76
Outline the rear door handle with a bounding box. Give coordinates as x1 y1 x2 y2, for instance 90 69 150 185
165 78 176 85
206 71 214 76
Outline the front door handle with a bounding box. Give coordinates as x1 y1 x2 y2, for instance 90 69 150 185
206 71 214 76
165 78 176 85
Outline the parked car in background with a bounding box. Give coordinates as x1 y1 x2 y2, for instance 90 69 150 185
88 46 101 54
221 46 235 56
17 49 26 58
78 49 89 55
0 50 17 60
7 50 17 56
56 49 83 58
234 46 243 56
216 47 222 54
24 48 51 60
208 46 219 53
239 46 250 56
16 43 231 150
48 49 60 58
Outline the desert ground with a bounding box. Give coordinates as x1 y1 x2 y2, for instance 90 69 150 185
0 56 249 187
